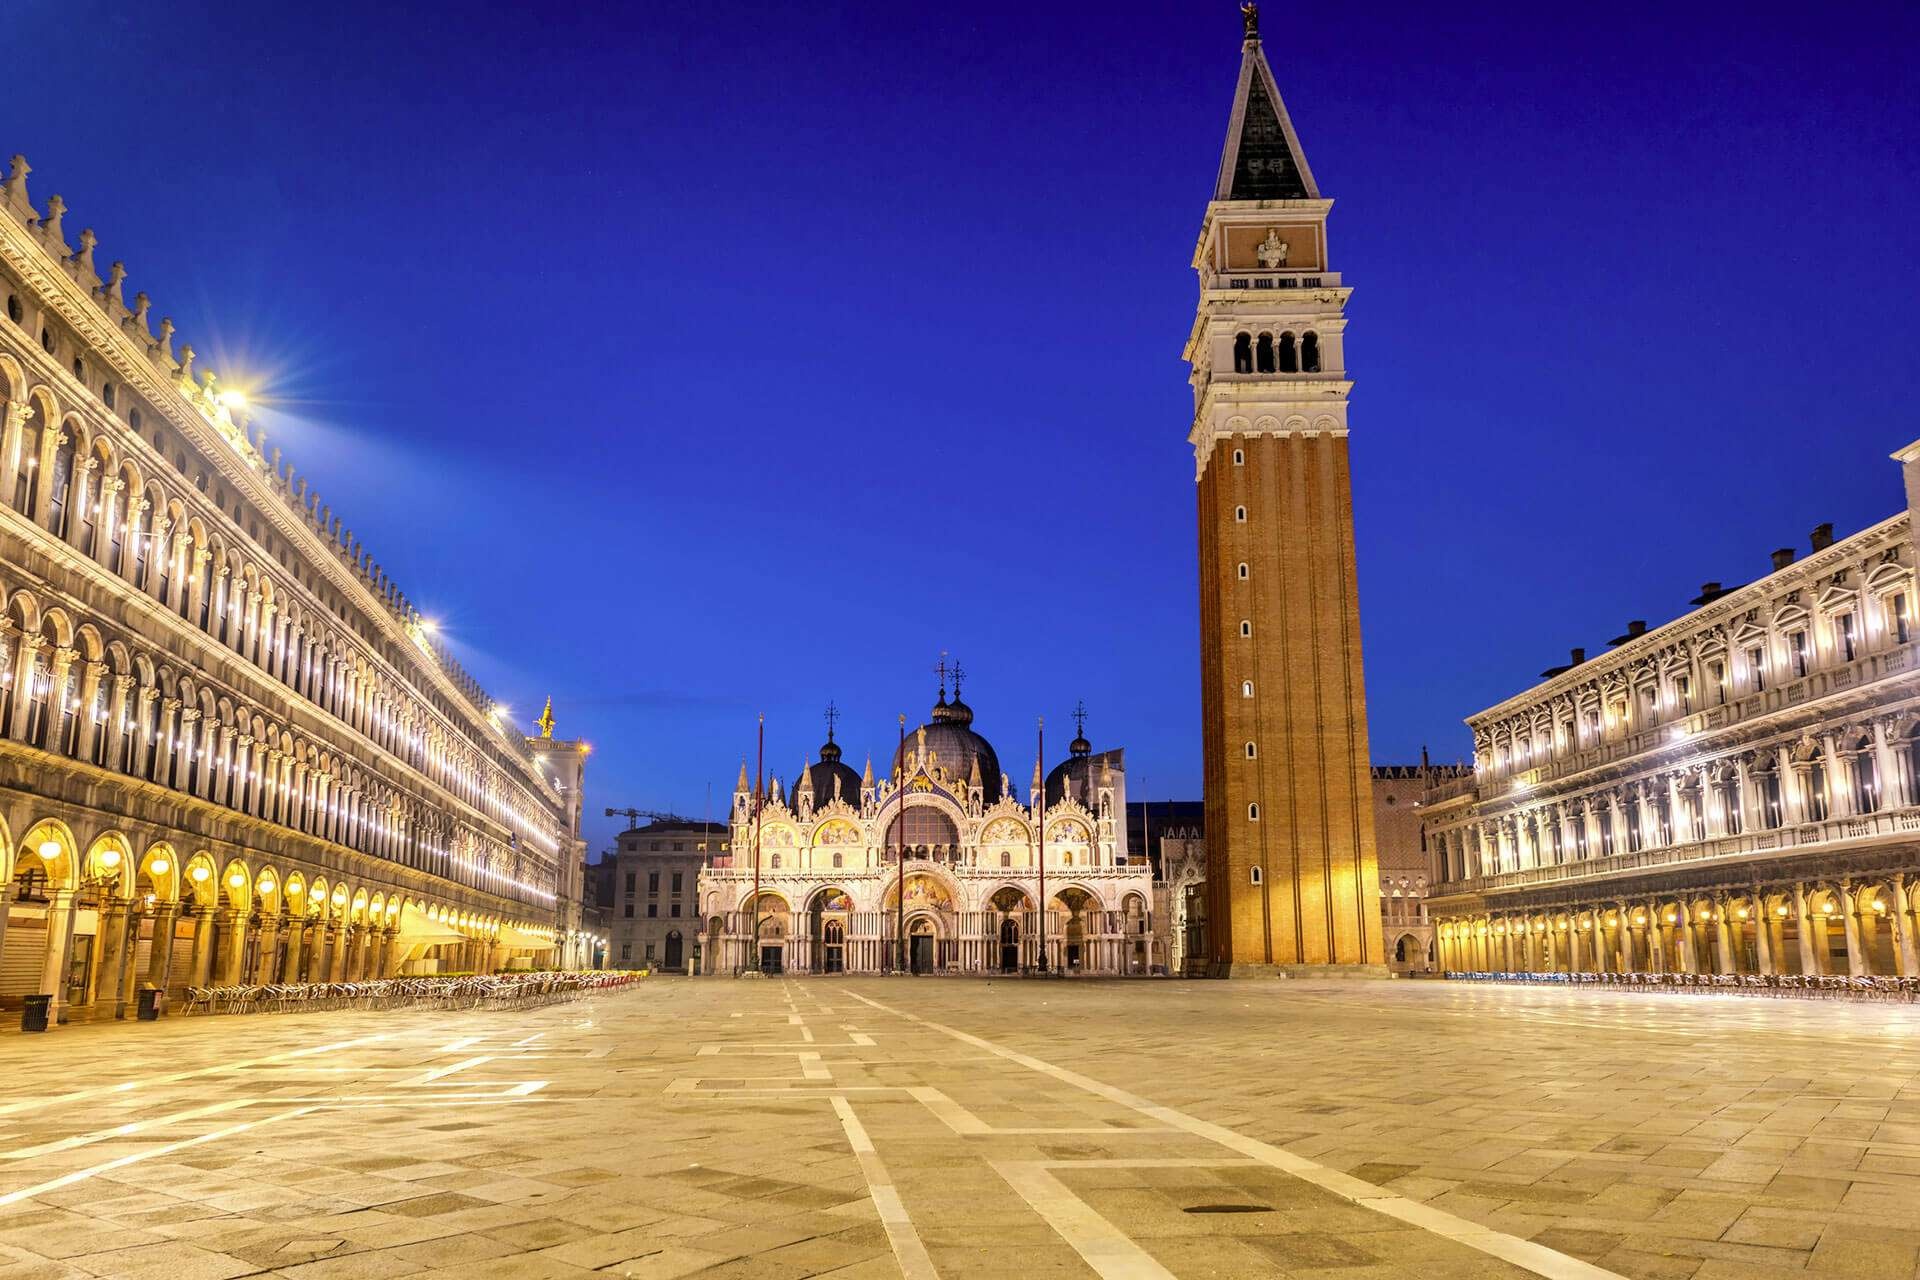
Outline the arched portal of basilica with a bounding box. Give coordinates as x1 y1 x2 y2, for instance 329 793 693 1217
699 680 1157 976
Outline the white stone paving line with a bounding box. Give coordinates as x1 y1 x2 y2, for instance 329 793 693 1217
832 1094 939 1280
846 990 1625 1280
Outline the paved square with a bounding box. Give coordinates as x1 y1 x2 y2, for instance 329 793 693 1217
0 979 1917 1279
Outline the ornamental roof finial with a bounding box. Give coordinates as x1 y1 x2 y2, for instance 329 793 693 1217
535 695 554 739
1241 1 1259 41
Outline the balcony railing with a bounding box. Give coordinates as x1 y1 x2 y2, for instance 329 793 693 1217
1474 641 1918 799
1437 803 1920 897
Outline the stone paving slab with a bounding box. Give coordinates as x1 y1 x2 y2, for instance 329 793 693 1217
0 978 1915 1277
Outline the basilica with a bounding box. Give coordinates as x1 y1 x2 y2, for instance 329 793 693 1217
698 677 1155 975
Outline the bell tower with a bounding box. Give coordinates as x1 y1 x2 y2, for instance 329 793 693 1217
1188 3 1383 974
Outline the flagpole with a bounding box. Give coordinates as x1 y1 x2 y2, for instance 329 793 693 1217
750 713 764 976
894 712 906 975
1036 716 1047 975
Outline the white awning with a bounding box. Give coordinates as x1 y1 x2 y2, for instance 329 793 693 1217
397 904 467 947
498 921 559 952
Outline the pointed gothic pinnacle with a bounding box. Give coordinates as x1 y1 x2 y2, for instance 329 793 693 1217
737 759 749 791
39 194 66 246
3 155 30 207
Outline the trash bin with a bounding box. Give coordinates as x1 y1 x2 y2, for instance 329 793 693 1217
21 994 52 1033
137 986 163 1021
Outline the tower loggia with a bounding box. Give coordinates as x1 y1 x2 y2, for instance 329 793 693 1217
1187 4 1383 974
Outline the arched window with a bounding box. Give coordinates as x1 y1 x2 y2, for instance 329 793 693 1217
1239 620 1252 637
1000 850 1011 867
1302 332 1321 372
13 400 41 513
1237 562 1249 580
1244 741 1257 758
1248 803 1260 821
194 557 213 630
831 851 843 868
1278 331 1297 372
1250 864 1262 883
1241 680 1253 697
4 294 18 323
1232 449 1244 466
1806 762 1829 822
1852 743 1878 813
101 383 115 409
1254 333 1275 373
1235 505 1246 522
1232 332 1253 373
76 447 104 555
45 425 74 536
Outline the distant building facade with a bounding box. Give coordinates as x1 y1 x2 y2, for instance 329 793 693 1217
1138 771 1459 979
608 819 726 972
1428 445 1920 980
1373 764 1469 975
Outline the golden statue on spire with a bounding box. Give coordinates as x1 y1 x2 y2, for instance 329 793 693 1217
1241 1 1259 40
535 696 555 739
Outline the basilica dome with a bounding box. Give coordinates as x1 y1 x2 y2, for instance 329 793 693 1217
802 737 863 810
894 688 1003 804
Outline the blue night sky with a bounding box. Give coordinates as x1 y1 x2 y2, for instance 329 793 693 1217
12 1 1915 853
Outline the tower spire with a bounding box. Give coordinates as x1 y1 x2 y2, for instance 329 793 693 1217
1214 4 1318 202
535 696 555 740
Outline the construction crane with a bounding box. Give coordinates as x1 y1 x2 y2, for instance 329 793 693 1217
604 806 701 831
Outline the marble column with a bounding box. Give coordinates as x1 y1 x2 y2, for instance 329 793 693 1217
187 906 217 988
253 915 280 983
1840 884 1866 977
1794 884 1820 975
41 890 76 1025
146 900 177 996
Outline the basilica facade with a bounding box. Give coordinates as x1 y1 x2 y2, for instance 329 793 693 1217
699 684 1156 976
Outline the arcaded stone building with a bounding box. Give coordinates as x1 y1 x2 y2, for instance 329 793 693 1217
1428 446 1920 979
1189 7 1383 974
0 153 588 1023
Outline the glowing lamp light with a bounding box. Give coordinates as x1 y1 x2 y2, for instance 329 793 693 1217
149 857 170 875
1665 910 1678 923
289 882 304 896
227 871 245 889
36 839 60 860
257 875 276 895
1736 907 1749 920
1822 902 1835 915
98 849 122 869
332 887 348 907
190 865 211 883
217 388 249 410
1873 900 1887 913
1776 905 1789 918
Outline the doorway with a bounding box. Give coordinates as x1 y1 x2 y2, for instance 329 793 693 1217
664 930 683 971
909 919 934 974
999 917 1019 973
